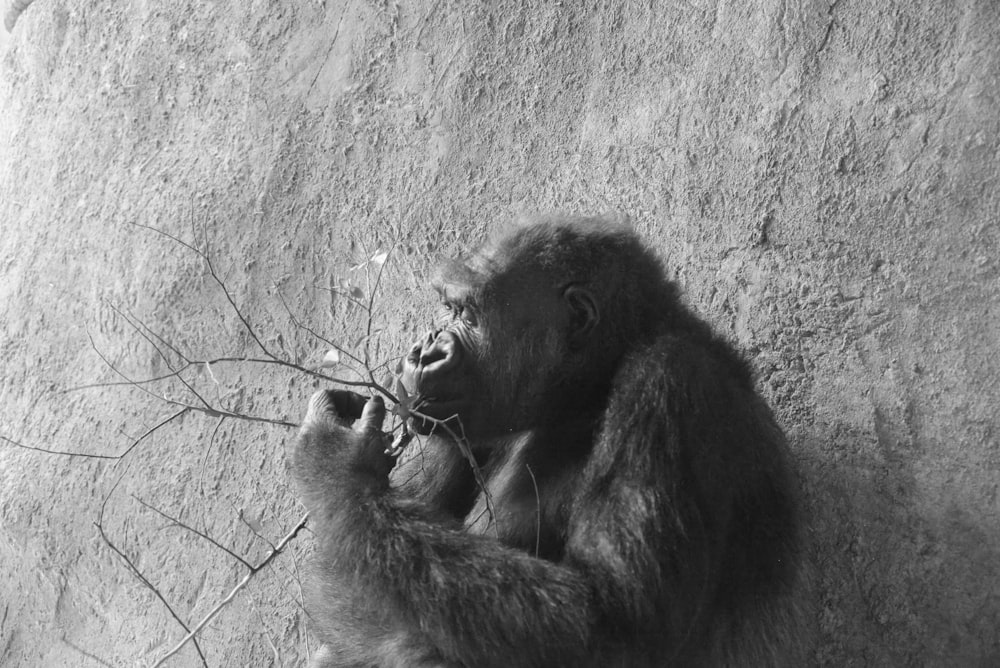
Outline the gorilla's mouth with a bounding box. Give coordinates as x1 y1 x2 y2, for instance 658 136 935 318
412 396 471 420
408 396 474 434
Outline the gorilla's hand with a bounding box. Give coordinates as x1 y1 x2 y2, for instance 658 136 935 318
303 389 370 427
296 390 393 481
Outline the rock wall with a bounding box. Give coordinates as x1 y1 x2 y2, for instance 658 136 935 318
1 0 997 665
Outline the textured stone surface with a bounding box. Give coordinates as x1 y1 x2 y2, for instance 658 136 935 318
1 1 997 665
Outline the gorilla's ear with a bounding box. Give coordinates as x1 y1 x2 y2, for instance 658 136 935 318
563 285 599 347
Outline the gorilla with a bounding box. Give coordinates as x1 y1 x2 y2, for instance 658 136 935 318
291 215 804 667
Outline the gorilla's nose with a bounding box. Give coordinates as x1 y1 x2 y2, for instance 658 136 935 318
417 330 462 373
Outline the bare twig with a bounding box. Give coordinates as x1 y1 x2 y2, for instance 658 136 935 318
76 300 397 406
61 635 116 668
150 514 309 667
363 244 395 388
109 302 191 364
410 407 497 537
525 464 541 558
319 283 371 312
229 501 277 551
269 273 366 369
197 416 227 509
96 470 208 667
2 408 189 461
131 221 276 359
1 434 120 460
123 221 403 404
97 526 210 665
88 331 299 428
115 409 192 460
66 353 393 398
133 495 253 570
108 303 216 412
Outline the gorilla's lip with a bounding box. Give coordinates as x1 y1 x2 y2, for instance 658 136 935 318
410 396 472 421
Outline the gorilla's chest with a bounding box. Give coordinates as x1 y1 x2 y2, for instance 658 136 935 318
463 440 584 561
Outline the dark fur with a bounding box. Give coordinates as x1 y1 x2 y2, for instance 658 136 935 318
291 215 804 667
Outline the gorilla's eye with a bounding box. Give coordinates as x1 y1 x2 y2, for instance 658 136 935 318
442 301 477 328
460 307 478 328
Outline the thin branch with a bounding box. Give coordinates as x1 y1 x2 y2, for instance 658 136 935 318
96 471 208 667
359 245 394 375
109 303 215 412
369 355 403 379
102 225 401 403
63 369 195 393
227 499 277 551
96 524 207 666
82 304 398 405
269 275 365 369
150 514 309 668
130 221 275 360
110 302 191 364
1 434 119 460
133 495 252 570
65 354 391 396
525 464 541 558
87 333 299 428
87 331 184 408
317 284 371 312
61 635 116 668
114 409 192 461
1 408 188 461
410 407 497 537
198 416 227 506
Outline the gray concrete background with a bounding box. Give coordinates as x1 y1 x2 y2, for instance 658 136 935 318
1 1 997 665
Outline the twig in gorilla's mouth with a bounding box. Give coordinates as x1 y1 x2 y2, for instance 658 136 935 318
409 396 469 422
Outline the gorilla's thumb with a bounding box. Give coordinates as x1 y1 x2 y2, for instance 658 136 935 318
354 395 386 434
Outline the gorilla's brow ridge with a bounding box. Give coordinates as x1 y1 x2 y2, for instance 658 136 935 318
432 259 489 306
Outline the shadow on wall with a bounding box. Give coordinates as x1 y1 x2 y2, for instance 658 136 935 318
803 431 1000 667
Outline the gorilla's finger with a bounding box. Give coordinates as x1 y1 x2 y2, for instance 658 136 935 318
304 390 334 425
354 395 386 435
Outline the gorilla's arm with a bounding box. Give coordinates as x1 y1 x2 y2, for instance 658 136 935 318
292 396 595 667
568 335 798 659
566 338 731 654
